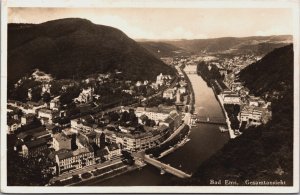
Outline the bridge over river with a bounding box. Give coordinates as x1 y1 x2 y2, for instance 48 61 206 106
193 116 227 125
143 155 192 178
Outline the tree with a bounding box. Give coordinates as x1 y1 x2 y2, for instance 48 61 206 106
59 86 81 105
50 82 62 96
42 92 51 103
11 86 28 102
109 112 120 122
31 87 42 102
120 111 130 122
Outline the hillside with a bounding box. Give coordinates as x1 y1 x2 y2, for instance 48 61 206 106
169 45 294 186
164 35 292 55
239 44 293 98
139 41 191 57
8 18 175 88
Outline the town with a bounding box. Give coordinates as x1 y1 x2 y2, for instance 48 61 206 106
162 52 272 138
7 64 194 185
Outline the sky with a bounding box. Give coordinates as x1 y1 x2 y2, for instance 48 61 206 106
8 8 294 40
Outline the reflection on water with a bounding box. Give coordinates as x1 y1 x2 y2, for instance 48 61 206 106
89 72 229 186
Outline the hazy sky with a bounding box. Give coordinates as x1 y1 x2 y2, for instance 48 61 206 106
8 8 293 39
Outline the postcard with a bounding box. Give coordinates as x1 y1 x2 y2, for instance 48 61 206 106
1 0 299 193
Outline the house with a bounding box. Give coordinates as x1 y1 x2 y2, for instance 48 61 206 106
53 132 72 151
82 131 103 147
21 113 35 125
239 105 264 126
38 108 59 124
248 96 260 107
41 83 51 95
178 87 186 94
106 143 121 159
163 89 175 99
50 97 60 110
156 73 171 86
138 114 148 125
16 126 47 142
32 69 53 82
7 119 21 134
159 117 175 131
74 87 94 103
21 138 48 157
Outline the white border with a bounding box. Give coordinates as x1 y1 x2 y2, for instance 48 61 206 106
1 0 299 193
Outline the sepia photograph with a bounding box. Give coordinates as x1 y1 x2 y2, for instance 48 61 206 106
1 0 299 193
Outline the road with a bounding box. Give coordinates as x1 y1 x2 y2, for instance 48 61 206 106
50 158 123 183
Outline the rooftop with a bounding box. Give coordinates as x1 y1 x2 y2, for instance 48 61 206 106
24 138 47 149
53 132 71 143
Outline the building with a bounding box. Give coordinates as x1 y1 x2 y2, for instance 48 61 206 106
178 87 187 94
103 124 170 152
163 89 175 99
41 83 51 95
106 143 121 159
21 113 35 125
223 94 241 105
156 73 171 86
55 147 95 175
53 132 72 151
240 106 264 126
32 69 53 82
16 126 49 142
8 100 47 115
38 108 59 124
7 119 21 134
50 97 60 110
74 87 94 103
84 131 104 148
135 107 170 123
21 138 48 157
70 116 98 134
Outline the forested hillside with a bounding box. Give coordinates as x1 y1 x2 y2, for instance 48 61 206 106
8 18 175 88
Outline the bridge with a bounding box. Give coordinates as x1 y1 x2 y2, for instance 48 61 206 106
143 155 192 178
195 116 227 125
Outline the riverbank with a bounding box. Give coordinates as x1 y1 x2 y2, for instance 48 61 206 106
158 134 191 159
181 68 195 114
217 95 237 139
71 164 143 186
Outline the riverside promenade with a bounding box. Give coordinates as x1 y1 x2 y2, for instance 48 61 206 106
217 95 237 139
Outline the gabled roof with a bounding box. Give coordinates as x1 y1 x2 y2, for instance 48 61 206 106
17 126 45 140
56 150 73 160
24 138 47 149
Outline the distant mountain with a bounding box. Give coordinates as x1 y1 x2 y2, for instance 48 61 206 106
239 44 293 97
139 41 191 58
169 45 294 186
8 18 175 87
163 35 292 55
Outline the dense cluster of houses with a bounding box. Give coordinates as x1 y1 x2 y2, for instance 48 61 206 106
7 68 184 177
212 65 272 134
9 103 182 175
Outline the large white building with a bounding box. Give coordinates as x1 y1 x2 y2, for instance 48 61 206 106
74 87 94 103
135 107 170 122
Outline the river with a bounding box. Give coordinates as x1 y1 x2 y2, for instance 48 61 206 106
86 66 229 186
